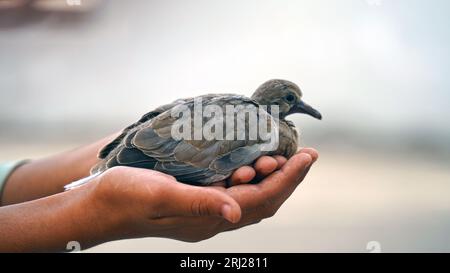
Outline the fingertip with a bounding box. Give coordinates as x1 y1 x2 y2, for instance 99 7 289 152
298 148 319 163
297 152 313 166
281 152 312 175
217 190 242 223
230 166 256 185
220 203 241 223
254 156 278 176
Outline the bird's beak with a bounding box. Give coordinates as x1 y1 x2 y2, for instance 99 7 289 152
292 100 322 120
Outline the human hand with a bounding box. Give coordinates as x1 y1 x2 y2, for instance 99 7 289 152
159 148 319 240
220 148 318 231
77 148 317 245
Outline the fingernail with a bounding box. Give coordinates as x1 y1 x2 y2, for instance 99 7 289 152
221 204 234 223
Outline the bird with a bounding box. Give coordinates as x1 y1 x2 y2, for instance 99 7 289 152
65 79 322 190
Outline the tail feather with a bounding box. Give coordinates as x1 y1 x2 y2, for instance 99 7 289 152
64 172 102 191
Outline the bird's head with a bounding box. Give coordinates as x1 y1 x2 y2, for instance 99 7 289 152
251 79 322 120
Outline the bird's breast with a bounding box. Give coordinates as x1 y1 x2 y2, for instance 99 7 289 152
271 120 299 158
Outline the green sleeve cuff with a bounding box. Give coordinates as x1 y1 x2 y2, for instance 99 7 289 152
0 160 29 199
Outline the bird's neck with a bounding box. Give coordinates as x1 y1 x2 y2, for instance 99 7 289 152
279 117 295 128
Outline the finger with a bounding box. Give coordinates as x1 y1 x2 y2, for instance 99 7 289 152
227 152 313 209
254 156 278 177
273 156 287 169
160 183 242 223
298 147 319 163
229 166 256 186
261 152 313 196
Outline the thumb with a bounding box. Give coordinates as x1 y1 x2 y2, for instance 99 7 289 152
162 183 242 223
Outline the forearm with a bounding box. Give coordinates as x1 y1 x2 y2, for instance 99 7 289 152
1 133 119 206
0 183 110 252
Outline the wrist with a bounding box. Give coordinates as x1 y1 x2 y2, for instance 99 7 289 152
62 180 123 249
80 173 133 243
0 179 121 252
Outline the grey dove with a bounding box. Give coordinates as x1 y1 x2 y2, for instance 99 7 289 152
65 79 321 190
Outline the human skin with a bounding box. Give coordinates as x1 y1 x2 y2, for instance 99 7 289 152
0 134 318 252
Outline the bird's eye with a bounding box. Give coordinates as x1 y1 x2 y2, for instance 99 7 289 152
285 94 295 103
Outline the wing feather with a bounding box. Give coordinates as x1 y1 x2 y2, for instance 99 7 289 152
92 94 278 185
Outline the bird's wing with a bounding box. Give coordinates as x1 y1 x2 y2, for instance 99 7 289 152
96 94 278 185
98 99 191 159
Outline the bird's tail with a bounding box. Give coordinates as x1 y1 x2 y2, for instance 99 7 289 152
64 172 102 191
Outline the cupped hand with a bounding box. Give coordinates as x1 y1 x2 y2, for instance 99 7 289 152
221 148 318 231
168 148 319 238
82 148 318 244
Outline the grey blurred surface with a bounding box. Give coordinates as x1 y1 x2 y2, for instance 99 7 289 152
0 0 449 252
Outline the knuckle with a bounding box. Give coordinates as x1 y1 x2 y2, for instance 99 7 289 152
190 199 200 216
190 197 212 217
190 198 204 216
190 190 215 216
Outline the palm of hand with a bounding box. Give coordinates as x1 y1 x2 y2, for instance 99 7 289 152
89 149 318 243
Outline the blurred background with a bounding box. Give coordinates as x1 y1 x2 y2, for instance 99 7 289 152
1 0 449 252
